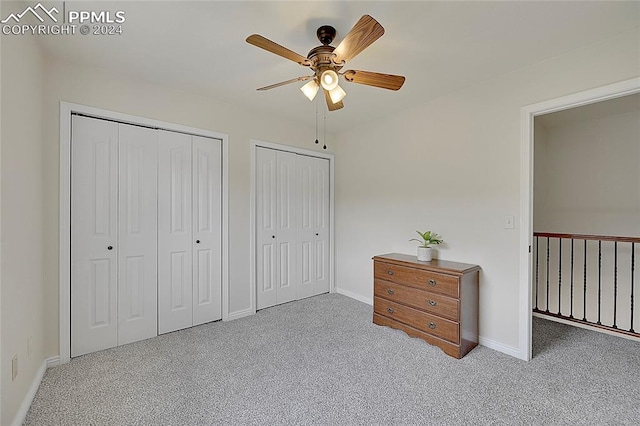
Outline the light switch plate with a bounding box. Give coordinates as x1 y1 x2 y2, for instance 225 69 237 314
504 215 514 229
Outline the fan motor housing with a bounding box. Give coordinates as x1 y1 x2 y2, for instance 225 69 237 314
307 45 342 74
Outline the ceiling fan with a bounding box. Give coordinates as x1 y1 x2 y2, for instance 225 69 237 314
246 15 405 111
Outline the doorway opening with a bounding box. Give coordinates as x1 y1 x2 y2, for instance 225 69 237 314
520 78 640 361
531 94 640 357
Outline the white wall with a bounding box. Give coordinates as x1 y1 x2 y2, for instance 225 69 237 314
0 2 46 424
42 56 335 358
334 29 640 352
534 107 640 235
533 121 548 231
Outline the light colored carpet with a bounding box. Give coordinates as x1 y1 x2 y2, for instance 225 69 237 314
25 293 640 425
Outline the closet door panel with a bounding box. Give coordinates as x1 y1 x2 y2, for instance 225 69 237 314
297 155 316 299
158 131 193 334
256 148 277 309
117 124 158 346
275 151 298 304
313 157 331 295
192 136 222 325
71 116 119 357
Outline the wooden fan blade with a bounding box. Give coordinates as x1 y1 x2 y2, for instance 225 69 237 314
343 70 405 91
324 89 344 111
333 15 384 64
246 34 310 66
257 76 313 91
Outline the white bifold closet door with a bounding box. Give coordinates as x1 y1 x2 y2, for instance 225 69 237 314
71 116 158 357
296 154 330 299
256 147 330 310
157 131 222 334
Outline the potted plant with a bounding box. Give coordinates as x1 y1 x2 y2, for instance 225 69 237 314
410 230 443 261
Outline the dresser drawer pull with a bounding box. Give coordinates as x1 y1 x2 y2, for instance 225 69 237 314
387 307 395 314
387 270 395 276
428 322 437 329
387 289 395 295
428 279 437 286
428 300 437 306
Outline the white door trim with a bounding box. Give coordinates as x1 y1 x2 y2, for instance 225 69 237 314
59 101 229 364
518 77 640 361
249 140 335 316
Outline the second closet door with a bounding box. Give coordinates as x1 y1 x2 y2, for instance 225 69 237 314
256 147 330 310
158 131 221 334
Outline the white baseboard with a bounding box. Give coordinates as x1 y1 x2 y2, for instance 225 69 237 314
336 288 373 306
11 356 57 426
478 336 521 359
46 356 60 368
226 307 255 321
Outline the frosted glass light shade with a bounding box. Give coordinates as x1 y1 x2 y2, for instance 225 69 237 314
329 85 347 103
300 80 319 101
320 70 339 91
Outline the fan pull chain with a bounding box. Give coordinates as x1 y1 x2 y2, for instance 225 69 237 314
323 105 327 150
314 99 319 145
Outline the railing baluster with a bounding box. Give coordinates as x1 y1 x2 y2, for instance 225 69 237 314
546 237 550 313
535 236 539 310
558 238 562 315
570 239 574 319
597 241 602 325
583 239 587 322
613 241 618 329
631 243 635 333
532 232 640 339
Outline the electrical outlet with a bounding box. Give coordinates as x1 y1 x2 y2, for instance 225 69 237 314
12 355 18 381
504 215 515 229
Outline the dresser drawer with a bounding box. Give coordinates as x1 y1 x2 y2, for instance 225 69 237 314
374 279 459 321
374 261 459 298
374 297 459 344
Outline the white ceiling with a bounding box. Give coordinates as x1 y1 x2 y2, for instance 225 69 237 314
35 1 640 132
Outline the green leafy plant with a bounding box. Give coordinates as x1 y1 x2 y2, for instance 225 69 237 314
410 230 443 248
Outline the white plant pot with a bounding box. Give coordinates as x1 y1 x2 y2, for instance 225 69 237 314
417 247 432 261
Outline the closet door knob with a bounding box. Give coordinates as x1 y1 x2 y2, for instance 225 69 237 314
196 240 200 244
315 233 319 236
107 246 113 251
272 235 275 239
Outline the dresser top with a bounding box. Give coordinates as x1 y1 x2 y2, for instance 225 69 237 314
373 253 480 275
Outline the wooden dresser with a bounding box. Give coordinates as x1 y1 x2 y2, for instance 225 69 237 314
373 253 480 359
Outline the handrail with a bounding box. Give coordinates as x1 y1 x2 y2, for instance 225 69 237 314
533 232 640 244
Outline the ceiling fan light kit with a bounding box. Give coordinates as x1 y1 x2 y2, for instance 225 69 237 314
246 14 405 112
320 69 339 91
329 85 347 104
301 79 320 101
